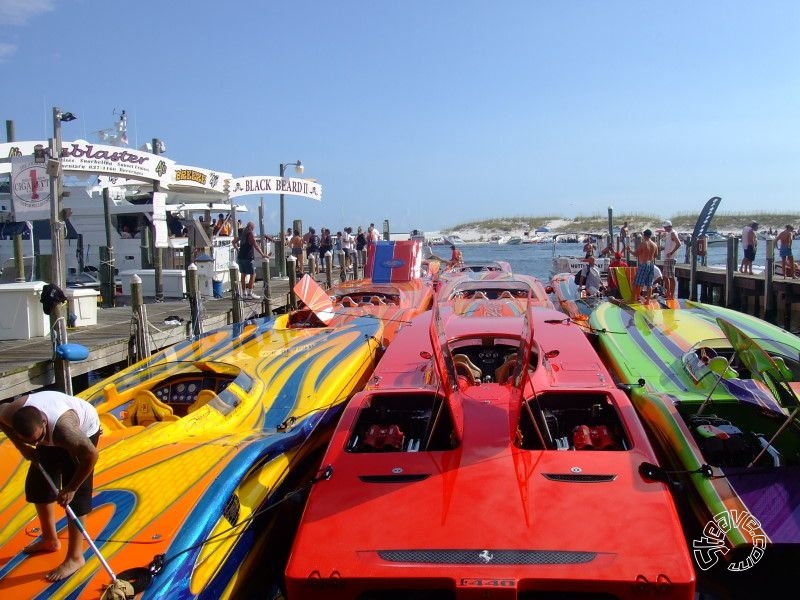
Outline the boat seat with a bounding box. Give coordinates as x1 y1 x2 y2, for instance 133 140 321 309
495 353 518 383
768 356 793 382
472 291 488 300
499 291 514 299
707 356 737 380
369 296 385 305
188 389 217 414
453 354 482 385
340 296 357 307
124 390 180 427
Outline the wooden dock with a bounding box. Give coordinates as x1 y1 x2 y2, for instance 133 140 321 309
0 278 301 400
674 262 800 332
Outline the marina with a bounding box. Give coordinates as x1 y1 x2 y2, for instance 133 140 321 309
0 237 798 598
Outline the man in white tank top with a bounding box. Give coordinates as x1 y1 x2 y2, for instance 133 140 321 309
0 390 100 582
661 220 682 300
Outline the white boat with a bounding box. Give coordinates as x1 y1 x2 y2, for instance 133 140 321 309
0 181 255 288
551 234 610 277
0 114 267 288
442 234 466 246
506 236 524 245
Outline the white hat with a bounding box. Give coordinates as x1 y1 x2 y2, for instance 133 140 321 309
662 220 672 227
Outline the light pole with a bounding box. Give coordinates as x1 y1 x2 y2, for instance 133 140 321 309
277 160 304 278
49 107 76 289
49 107 77 393
607 205 614 249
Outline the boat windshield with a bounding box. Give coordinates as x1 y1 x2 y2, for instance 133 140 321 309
682 338 800 384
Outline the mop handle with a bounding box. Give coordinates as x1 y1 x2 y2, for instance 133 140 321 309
34 462 118 582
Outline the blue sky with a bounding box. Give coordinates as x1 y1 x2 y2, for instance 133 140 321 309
2 1 799 234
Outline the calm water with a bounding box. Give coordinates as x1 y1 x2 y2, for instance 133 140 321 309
453 241 735 281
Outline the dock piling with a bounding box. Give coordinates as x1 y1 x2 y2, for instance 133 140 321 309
130 274 151 362
230 264 242 323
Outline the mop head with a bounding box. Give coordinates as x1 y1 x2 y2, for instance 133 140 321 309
100 578 135 600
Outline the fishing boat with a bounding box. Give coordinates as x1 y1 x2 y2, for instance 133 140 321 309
589 298 800 577
0 308 385 598
284 282 696 599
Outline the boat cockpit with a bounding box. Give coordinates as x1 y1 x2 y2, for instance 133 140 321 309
90 360 246 427
449 336 538 385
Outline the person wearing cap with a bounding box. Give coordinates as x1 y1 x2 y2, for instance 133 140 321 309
776 224 797 278
739 221 758 274
661 220 681 300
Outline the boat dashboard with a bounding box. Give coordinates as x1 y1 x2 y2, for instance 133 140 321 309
150 375 233 414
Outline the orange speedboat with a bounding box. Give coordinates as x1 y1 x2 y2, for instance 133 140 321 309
0 310 384 599
285 286 696 599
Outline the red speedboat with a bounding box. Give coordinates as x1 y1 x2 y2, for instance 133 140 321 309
284 285 695 599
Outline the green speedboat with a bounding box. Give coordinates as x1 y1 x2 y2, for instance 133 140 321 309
590 299 800 575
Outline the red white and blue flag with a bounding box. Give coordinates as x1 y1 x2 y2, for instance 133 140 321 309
365 240 422 283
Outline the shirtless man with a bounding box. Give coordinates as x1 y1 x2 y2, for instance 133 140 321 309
0 391 100 582
776 224 796 278
289 229 305 275
661 220 682 299
634 229 659 302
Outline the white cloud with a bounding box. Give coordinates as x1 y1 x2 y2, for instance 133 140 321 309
0 0 55 26
0 42 15 61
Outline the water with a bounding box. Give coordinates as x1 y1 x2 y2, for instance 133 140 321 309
455 242 735 281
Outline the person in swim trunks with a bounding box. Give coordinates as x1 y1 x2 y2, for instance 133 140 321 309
0 391 100 582
739 221 758 274
634 229 658 302
776 224 796 278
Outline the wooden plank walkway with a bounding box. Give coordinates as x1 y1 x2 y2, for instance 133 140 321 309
0 278 301 400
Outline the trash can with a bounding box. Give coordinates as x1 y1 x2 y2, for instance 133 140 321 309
212 277 224 298
0 281 49 340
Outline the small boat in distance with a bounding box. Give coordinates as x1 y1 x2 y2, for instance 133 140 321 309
441 234 466 246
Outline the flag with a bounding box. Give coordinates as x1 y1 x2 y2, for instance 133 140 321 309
365 240 422 283
10 155 51 219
